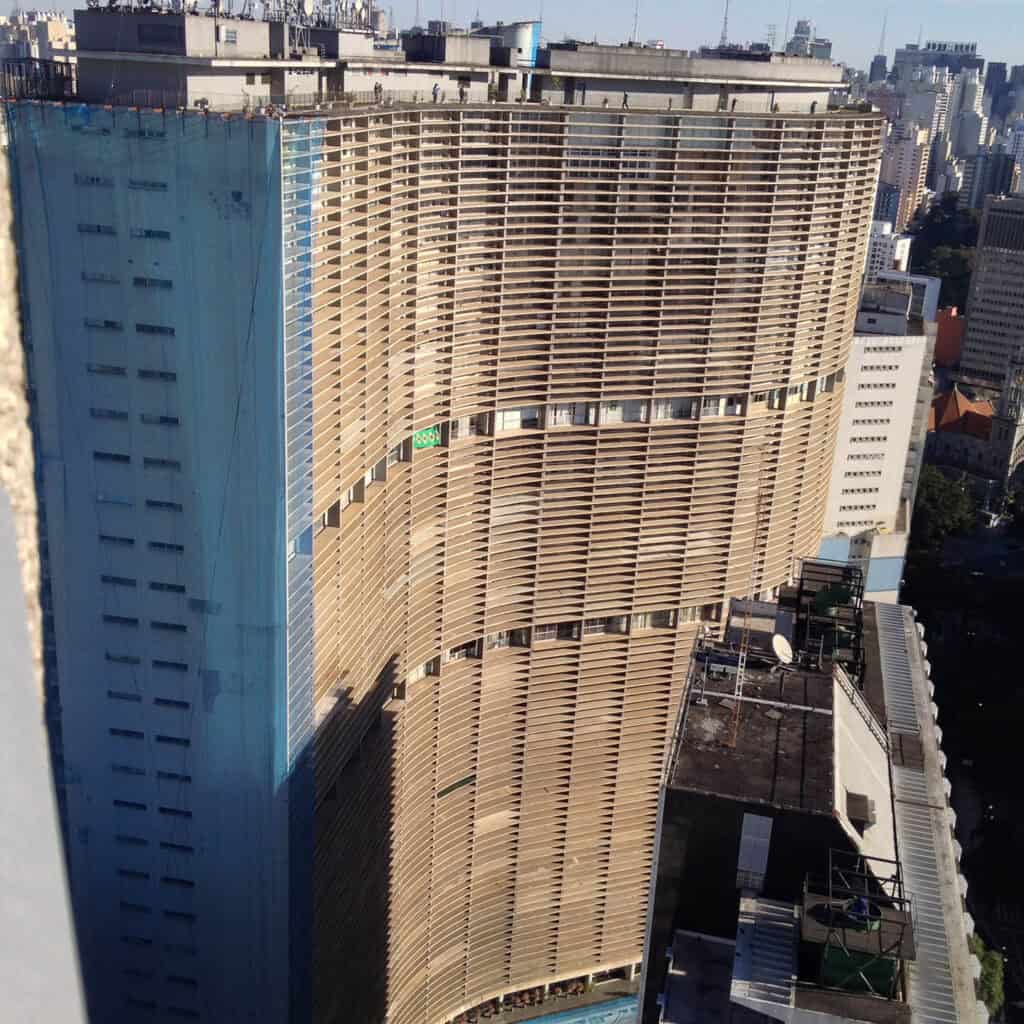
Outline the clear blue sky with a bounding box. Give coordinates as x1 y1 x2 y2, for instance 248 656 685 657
385 0 1024 73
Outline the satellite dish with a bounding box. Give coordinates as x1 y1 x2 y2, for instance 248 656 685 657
301 0 314 15
772 634 794 665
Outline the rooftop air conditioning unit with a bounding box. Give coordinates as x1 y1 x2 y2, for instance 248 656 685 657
847 791 877 830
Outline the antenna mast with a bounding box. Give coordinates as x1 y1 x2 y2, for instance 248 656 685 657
719 0 729 47
878 10 888 55
729 459 770 749
630 0 640 44
783 0 791 47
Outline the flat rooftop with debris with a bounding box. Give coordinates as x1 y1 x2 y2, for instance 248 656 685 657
670 658 836 815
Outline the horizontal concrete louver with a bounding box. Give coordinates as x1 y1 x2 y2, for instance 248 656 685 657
307 105 881 1023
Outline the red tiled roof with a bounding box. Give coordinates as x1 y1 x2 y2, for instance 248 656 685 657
929 387 993 439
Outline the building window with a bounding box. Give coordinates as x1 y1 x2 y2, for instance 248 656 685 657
407 658 440 684
450 413 491 439
101 575 137 587
485 628 531 650
150 581 186 593
107 689 142 701
103 614 140 627
583 617 607 636
158 807 193 819
444 640 481 662
154 698 190 711
115 835 149 847
653 397 695 420
599 401 623 424
496 406 542 430
387 440 411 467
548 402 593 426
533 623 559 642
100 533 135 546
74 173 113 187
149 540 185 553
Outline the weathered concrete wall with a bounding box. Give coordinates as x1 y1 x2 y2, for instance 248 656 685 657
0 131 40 684
0 116 88 1024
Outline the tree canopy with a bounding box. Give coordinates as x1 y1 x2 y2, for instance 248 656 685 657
909 466 976 556
909 195 980 309
969 933 1005 1018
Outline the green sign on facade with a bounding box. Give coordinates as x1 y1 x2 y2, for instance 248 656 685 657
413 426 442 450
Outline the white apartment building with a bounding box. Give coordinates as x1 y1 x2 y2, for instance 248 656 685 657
876 269 941 322
901 67 953 139
0 10 75 62
822 286 935 602
950 69 989 156
866 220 913 281
1005 117 1024 164
880 121 931 230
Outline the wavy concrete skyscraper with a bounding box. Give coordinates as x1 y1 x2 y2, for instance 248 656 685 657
7 12 882 1024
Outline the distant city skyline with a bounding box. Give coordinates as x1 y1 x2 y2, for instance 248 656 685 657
387 0 1024 75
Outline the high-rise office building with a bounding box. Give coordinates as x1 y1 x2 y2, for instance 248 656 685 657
985 61 1008 101
865 220 913 282
961 195 1024 385
960 148 1020 209
880 121 932 230
785 19 832 61
820 284 935 602
869 54 888 85
948 68 989 157
1004 117 1024 164
8 10 881 1024
892 40 983 83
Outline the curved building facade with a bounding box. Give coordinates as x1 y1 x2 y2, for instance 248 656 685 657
306 104 883 1023
11 66 880 1024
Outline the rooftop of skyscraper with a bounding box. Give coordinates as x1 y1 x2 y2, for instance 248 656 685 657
643 562 981 1024
39 3 852 111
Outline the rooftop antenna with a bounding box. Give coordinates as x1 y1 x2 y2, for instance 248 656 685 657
916 23 923 48
783 0 791 45
719 0 729 47
630 0 639 44
413 0 420 26
729 461 770 749
877 9 887 56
